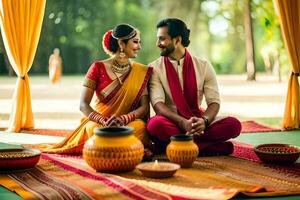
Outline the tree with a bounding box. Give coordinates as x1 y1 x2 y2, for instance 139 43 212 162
0 0 286 76
253 0 288 82
244 0 256 80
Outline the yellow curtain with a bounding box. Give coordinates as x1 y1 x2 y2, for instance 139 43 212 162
274 0 300 130
0 0 46 132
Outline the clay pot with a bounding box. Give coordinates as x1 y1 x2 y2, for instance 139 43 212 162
83 127 144 172
166 134 199 168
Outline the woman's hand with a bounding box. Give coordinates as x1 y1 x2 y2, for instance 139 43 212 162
88 111 109 126
106 115 124 127
119 113 136 125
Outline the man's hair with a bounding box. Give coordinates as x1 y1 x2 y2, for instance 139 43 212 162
156 18 190 47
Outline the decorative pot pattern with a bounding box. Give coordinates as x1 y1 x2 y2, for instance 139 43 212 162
166 134 199 168
83 127 144 172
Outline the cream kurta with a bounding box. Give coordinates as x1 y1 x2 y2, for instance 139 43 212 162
149 55 220 113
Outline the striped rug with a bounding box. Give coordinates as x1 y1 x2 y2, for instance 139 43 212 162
1 153 299 200
0 120 281 137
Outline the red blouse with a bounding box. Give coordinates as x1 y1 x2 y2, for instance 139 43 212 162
84 62 113 96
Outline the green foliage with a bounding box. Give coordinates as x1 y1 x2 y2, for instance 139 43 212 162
202 0 246 74
252 0 290 76
255 117 282 127
0 0 289 76
30 0 159 75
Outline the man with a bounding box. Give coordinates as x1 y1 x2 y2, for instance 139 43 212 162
147 18 241 155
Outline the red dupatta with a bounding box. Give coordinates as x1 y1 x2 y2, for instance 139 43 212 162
164 49 202 118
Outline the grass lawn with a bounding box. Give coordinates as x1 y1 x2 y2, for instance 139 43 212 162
255 117 282 127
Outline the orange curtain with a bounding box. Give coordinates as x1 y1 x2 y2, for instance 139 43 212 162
0 0 46 132
274 0 300 130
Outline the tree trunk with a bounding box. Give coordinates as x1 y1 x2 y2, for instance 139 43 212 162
273 49 281 82
244 0 256 81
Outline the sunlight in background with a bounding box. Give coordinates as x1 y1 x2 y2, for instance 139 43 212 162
202 1 229 37
209 16 229 37
201 0 219 17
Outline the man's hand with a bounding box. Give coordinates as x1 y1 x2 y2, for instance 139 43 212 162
179 118 193 132
186 117 205 136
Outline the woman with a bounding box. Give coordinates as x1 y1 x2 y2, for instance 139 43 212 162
44 23 153 154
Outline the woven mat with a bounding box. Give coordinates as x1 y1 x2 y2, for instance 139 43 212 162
241 120 282 133
15 154 300 198
1 152 299 199
20 128 72 136
0 154 239 200
41 154 300 197
232 141 300 175
0 120 282 137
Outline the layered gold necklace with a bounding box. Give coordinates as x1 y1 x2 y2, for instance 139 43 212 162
111 59 131 74
111 59 131 85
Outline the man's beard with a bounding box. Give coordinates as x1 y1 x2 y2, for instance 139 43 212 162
160 44 175 56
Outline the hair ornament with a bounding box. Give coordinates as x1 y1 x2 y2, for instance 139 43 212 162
102 29 113 55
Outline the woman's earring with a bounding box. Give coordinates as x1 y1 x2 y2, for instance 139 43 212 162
120 48 126 58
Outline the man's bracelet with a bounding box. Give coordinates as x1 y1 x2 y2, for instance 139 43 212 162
201 116 209 128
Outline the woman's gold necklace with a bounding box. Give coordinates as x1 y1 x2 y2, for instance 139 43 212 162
111 59 131 74
111 59 131 85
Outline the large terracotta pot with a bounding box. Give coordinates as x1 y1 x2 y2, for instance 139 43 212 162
166 134 199 168
83 127 144 172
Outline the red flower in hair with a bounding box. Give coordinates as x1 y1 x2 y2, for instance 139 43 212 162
102 30 113 55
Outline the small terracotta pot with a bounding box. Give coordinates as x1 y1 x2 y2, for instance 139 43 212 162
83 127 144 172
166 134 199 168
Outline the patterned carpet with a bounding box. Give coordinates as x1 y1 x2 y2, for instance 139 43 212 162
1 153 299 200
240 121 282 133
1 121 296 199
0 120 281 137
232 141 300 175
